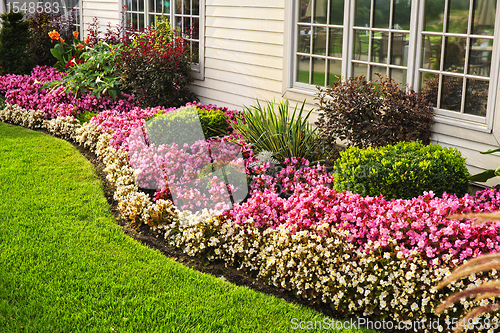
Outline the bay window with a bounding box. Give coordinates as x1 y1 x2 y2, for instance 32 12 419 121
292 0 499 130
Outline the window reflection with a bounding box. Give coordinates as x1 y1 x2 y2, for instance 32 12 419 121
465 79 489 116
472 0 497 35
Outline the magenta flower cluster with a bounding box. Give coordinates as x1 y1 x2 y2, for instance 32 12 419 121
228 159 500 267
0 66 137 119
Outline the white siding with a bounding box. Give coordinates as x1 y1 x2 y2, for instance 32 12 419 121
82 0 121 38
191 1 288 110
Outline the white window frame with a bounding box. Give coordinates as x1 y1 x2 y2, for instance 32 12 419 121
289 0 500 133
124 0 204 80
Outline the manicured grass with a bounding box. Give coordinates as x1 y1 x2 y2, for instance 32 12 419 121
0 122 377 333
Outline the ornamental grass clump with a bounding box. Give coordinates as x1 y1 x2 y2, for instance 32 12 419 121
231 99 327 164
333 141 470 200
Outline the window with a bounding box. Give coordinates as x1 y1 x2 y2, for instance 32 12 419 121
126 0 203 70
292 0 499 129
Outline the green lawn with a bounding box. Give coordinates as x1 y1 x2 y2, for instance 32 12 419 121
0 122 378 333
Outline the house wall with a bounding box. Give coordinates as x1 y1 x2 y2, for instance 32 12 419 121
81 0 121 37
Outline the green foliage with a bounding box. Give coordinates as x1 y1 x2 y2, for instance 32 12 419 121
333 141 470 200
0 11 33 75
27 12 55 67
75 110 98 124
468 148 500 185
145 106 229 146
46 41 122 99
231 99 326 163
316 75 434 149
0 94 5 110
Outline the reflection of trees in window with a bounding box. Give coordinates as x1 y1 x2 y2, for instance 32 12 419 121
355 0 370 26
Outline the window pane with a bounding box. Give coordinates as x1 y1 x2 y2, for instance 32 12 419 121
132 0 137 12
150 14 156 25
393 0 411 29
390 33 409 66
298 26 311 53
313 27 328 55
192 17 200 40
420 72 439 107
328 59 342 85
314 0 328 23
389 68 407 87
353 30 369 61
139 0 144 12
330 0 344 25
372 32 387 63
370 65 387 80
300 0 312 22
312 58 326 85
329 28 343 57
191 41 199 64
472 0 497 35
441 75 463 111
183 17 191 37
355 0 371 27
373 0 391 28
465 79 489 116
424 0 445 32
468 37 493 76
297 56 310 83
176 0 183 13
444 37 466 73
447 0 469 34
150 0 155 12
192 0 200 15
139 14 145 28
353 63 368 78
421 36 442 69
160 0 171 14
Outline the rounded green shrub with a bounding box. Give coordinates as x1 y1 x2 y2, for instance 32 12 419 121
145 106 230 146
333 141 470 200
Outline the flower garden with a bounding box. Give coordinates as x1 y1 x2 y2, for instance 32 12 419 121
2 11 500 333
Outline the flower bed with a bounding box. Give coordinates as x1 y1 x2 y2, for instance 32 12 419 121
2 79 500 332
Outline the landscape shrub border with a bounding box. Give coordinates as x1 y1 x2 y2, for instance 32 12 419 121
3 103 500 332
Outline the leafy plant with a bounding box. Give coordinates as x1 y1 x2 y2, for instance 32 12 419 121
27 10 79 69
75 110 98 124
0 11 33 75
45 41 123 99
468 147 500 186
316 74 434 149
231 99 327 163
145 106 229 147
48 29 84 71
333 141 470 200
118 18 197 108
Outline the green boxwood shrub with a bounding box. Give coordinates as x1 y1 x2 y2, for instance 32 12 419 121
145 106 229 146
333 141 470 200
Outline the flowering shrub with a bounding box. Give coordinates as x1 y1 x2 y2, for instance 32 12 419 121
48 29 84 71
0 66 137 119
118 20 197 107
47 41 124 99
